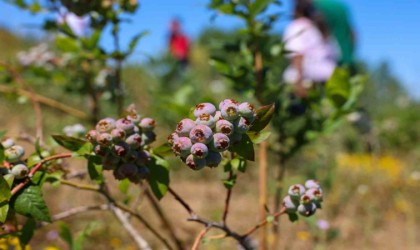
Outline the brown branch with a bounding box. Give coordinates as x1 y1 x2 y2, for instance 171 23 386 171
11 153 73 195
191 227 210 250
242 207 286 237
60 179 100 192
222 171 234 225
52 204 109 221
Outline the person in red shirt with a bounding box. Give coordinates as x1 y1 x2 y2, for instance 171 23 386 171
168 19 190 69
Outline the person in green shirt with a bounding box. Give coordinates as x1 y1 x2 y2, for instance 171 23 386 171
313 0 356 69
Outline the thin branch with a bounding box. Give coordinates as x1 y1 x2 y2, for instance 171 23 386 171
242 207 286 237
60 179 100 192
52 204 109 221
11 153 73 195
222 170 234 225
191 227 210 250
110 204 152 250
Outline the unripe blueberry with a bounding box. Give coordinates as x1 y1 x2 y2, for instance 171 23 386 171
172 137 192 157
189 125 213 144
233 117 251 134
288 184 305 197
5 145 25 163
124 150 139 163
125 134 142 149
196 114 216 128
86 130 98 143
96 133 113 146
118 163 138 178
126 113 141 123
185 154 206 170
168 133 179 145
212 133 230 152
94 145 109 157
220 103 239 121
136 150 151 165
229 133 243 145
139 117 156 132
102 154 120 170
116 118 135 134
298 203 317 217
111 128 126 142
190 143 208 159
300 194 312 204
238 102 255 119
215 120 234 136
205 151 222 168
96 118 116 133
194 103 216 117
176 119 196 137
141 131 156 146
219 99 239 110
11 164 29 179
305 188 323 202
112 143 130 157
283 195 298 213
1 138 15 149
136 166 149 179
305 179 321 189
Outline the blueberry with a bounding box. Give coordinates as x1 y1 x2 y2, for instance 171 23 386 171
298 203 317 217
205 151 222 168
125 134 142 149
238 102 255 119
305 188 323 202
176 118 196 137
215 120 234 136
94 145 109 157
194 103 216 118
123 150 139 163
219 99 239 110
86 130 98 143
5 145 25 163
172 137 193 157
111 128 126 142
141 131 156 146
11 164 29 179
212 133 230 152
96 118 116 133
118 163 138 178
116 118 135 134
305 179 321 189
196 114 216 128
126 113 141 123
185 154 206 170
1 138 15 149
233 117 251 134
136 150 151 165
283 195 298 213
96 133 113 146
288 184 305 197
102 154 120 170
189 125 213 144
112 143 130 157
139 117 156 132
220 103 239 121
168 132 179 145
190 143 209 159
229 133 243 145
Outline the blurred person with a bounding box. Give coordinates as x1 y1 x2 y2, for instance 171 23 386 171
57 8 90 37
283 0 338 98
168 19 190 70
313 0 356 70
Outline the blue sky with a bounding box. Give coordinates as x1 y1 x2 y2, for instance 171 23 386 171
1 0 419 98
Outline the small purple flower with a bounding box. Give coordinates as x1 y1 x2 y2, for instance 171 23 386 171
316 219 330 231
194 102 216 117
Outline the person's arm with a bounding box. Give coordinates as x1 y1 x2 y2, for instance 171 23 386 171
291 54 307 98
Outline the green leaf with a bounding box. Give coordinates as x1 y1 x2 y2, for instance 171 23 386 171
250 0 271 16
146 155 170 200
128 31 149 55
0 175 11 202
0 202 9 223
250 103 275 132
216 3 235 14
151 143 173 157
326 68 351 107
74 222 98 250
223 174 237 189
0 131 6 140
75 142 93 157
118 179 130 194
230 157 247 173
287 212 299 223
27 154 42 168
58 222 73 249
19 218 36 247
52 135 87 152
247 131 271 144
55 36 79 52
81 30 101 50
3 174 14 188
12 185 51 222
87 155 104 183
229 134 255 161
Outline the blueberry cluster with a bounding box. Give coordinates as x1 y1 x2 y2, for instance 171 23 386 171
85 106 156 183
169 99 256 170
283 180 324 217
0 138 29 179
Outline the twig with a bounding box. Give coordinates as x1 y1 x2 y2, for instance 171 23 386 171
258 141 268 249
11 153 73 195
60 179 100 192
242 207 286 237
191 227 210 250
110 204 152 250
222 170 234 225
52 204 109 221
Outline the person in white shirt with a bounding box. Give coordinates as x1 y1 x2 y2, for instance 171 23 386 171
283 0 338 97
